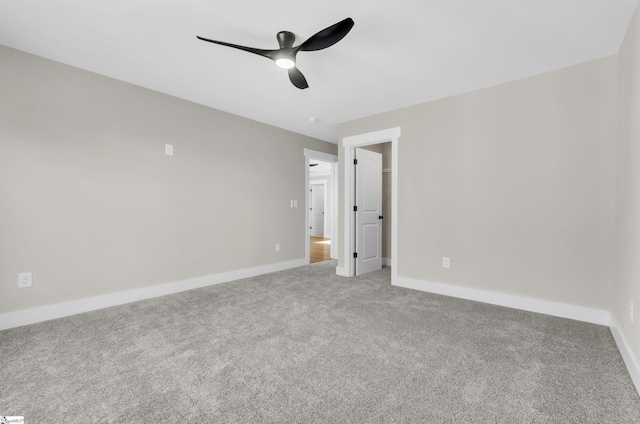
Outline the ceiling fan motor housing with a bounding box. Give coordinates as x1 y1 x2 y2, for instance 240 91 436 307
277 31 296 48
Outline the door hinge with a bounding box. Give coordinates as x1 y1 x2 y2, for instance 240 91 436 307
353 252 358 258
354 159 358 165
353 205 358 212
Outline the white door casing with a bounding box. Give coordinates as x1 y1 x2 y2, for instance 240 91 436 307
355 148 382 275
330 163 338 259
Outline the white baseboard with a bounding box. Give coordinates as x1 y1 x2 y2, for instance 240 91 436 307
609 317 640 396
382 258 391 267
393 276 610 326
0 258 307 331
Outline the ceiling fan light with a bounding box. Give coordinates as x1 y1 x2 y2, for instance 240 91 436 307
275 58 295 69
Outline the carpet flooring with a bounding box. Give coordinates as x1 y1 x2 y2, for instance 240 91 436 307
1 260 639 423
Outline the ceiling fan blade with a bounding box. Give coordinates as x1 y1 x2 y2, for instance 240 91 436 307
288 67 309 89
299 18 354 52
196 35 279 60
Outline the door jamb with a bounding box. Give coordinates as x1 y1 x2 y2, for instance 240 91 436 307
338 127 400 281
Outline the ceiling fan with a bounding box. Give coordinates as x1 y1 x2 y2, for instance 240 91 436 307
197 17 354 89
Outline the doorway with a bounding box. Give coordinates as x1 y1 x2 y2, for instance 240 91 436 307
304 149 338 264
310 178 330 263
338 127 400 281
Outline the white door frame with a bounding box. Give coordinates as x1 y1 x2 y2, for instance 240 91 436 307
338 127 400 282
330 162 338 260
304 149 338 264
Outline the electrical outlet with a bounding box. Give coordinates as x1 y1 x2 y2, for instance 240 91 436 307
275 243 281 252
18 272 32 288
442 257 451 269
165 144 174 156
630 300 634 324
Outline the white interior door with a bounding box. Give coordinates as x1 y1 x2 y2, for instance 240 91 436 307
355 148 382 275
310 184 325 237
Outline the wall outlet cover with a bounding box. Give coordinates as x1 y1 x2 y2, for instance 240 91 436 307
18 272 33 288
442 257 451 269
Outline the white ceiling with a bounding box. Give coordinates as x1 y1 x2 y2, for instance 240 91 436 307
0 0 637 143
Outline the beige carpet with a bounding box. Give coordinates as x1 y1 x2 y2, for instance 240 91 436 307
1 260 639 423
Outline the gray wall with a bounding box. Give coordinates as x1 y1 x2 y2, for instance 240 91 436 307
339 56 618 312
0 46 336 313
614 4 640 374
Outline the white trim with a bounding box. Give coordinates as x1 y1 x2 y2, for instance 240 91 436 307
0 258 307 331
382 258 392 267
341 127 401 279
393 275 610 325
304 149 338 264
331 163 338 259
610 317 640 396
304 149 338 163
